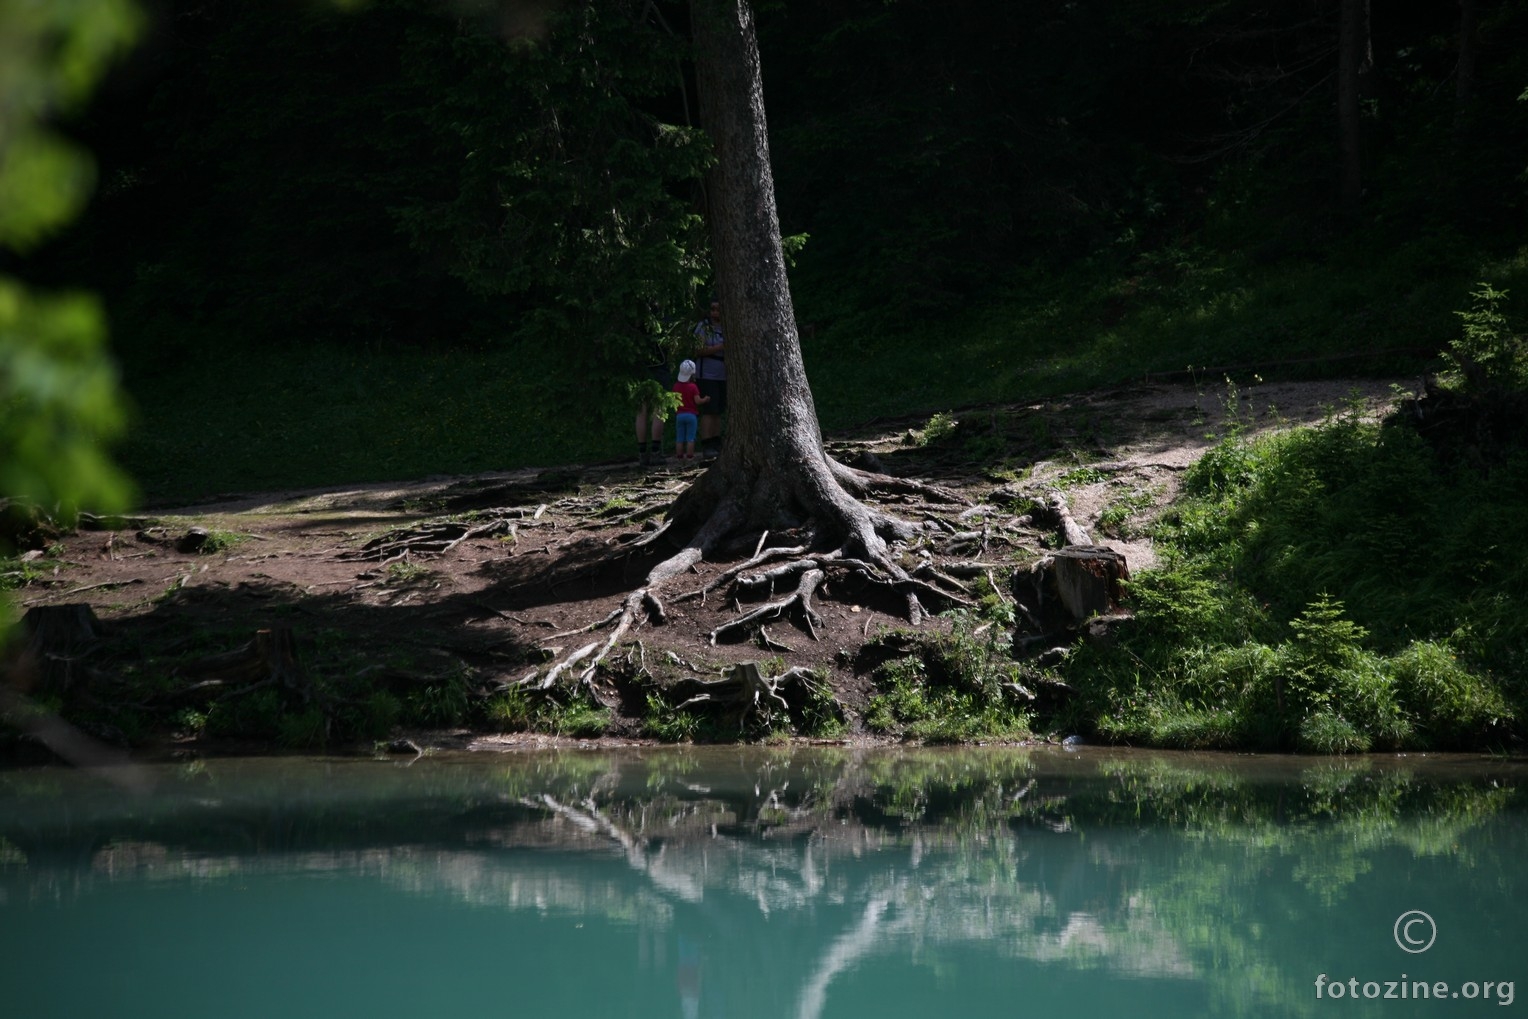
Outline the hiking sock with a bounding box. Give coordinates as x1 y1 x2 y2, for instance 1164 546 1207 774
637 442 649 466
648 440 664 462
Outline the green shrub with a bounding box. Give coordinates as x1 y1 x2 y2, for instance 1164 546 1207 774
791 673 848 738
342 691 402 741
484 688 537 732
1297 710 1370 754
1144 706 1241 750
642 694 702 742
1062 401 1525 754
205 688 283 740
1389 640 1513 749
864 621 1030 742
405 677 471 727
919 411 957 446
546 701 611 738
1444 282 1525 394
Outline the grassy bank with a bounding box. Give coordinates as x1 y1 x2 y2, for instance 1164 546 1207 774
1055 400 1527 752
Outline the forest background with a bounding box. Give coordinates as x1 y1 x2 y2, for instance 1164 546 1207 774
11 0 1528 504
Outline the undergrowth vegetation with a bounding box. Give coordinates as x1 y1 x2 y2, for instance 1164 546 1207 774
1061 402 1527 752
863 618 1033 743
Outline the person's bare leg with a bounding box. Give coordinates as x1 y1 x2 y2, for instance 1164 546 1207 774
647 414 665 464
637 409 665 465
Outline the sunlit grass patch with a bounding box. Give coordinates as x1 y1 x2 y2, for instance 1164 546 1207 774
1063 405 1526 752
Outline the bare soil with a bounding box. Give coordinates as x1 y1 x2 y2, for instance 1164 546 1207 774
12 378 1405 751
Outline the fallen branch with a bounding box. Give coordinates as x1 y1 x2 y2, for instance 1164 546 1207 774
1047 490 1092 547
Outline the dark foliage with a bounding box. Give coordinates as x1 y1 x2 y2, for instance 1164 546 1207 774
15 0 1528 387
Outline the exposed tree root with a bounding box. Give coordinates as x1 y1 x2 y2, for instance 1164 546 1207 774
756 626 795 653
531 496 743 692
827 459 969 506
674 535 811 605
667 661 837 730
340 517 516 563
535 457 975 689
1046 490 1093 547
711 567 825 643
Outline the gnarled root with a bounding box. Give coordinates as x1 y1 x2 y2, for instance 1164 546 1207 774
711 567 825 644
536 496 743 694
536 456 975 692
668 660 838 731
340 517 517 564
827 459 969 507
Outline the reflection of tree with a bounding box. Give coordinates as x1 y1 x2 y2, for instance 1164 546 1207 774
795 898 892 1019
2 748 1524 1018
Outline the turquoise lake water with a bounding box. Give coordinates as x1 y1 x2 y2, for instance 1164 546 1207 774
1 746 1524 1017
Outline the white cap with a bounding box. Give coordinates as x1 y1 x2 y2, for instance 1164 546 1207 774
677 359 696 382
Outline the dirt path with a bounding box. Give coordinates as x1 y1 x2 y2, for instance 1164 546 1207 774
10 378 1405 744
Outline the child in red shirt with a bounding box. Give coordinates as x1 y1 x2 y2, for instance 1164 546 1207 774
672 360 710 461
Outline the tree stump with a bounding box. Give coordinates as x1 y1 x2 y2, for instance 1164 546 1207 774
1049 545 1130 621
1011 546 1131 644
12 604 104 697
180 627 308 702
176 527 211 553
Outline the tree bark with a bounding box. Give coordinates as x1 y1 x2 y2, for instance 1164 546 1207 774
1455 0 1479 135
676 0 896 550
1336 0 1372 210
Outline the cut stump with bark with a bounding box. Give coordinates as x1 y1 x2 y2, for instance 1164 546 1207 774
178 627 309 703
1012 546 1131 645
1049 546 1131 620
10 603 104 698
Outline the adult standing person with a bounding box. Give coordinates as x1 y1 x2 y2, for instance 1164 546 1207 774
693 299 726 460
634 334 670 467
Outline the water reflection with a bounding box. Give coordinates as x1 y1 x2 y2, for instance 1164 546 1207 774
1 748 1524 1018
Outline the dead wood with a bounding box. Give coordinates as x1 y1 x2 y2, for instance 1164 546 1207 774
178 627 309 703
1046 491 1093 547
10 604 105 698
1011 546 1131 645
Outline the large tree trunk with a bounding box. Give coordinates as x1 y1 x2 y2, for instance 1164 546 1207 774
1455 0 1479 136
1336 0 1372 211
672 0 905 555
